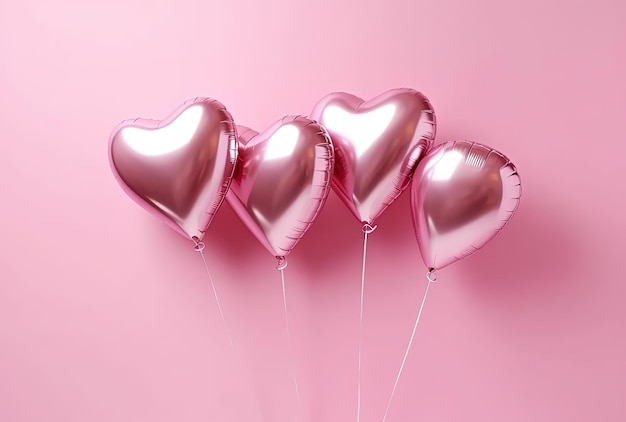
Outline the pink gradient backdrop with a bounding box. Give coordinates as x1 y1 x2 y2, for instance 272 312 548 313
1 0 625 421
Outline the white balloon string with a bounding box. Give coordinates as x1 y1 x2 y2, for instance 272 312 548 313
278 259 302 407
381 269 436 422
193 238 235 352
357 223 377 422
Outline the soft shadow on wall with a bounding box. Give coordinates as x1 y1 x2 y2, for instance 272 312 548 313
456 186 581 309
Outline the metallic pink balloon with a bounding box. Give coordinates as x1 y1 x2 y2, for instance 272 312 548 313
311 88 436 225
226 116 334 258
109 98 238 241
410 141 522 270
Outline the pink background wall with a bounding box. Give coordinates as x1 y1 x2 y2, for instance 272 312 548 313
1 0 625 421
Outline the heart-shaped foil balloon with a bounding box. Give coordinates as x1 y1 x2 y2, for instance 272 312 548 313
410 141 522 271
226 116 334 258
109 98 238 241
311 88 436 225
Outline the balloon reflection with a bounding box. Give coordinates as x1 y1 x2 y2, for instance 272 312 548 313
322 104 396 156
122 105 203 156
430 150 463 181
264 124 300 160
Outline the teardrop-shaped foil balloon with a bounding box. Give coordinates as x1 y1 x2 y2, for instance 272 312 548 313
410 141 521 270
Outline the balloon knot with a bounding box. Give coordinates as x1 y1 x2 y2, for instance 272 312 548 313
192 236 205 252
362 223 378 234
276 257 288 271
426 268 437 282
